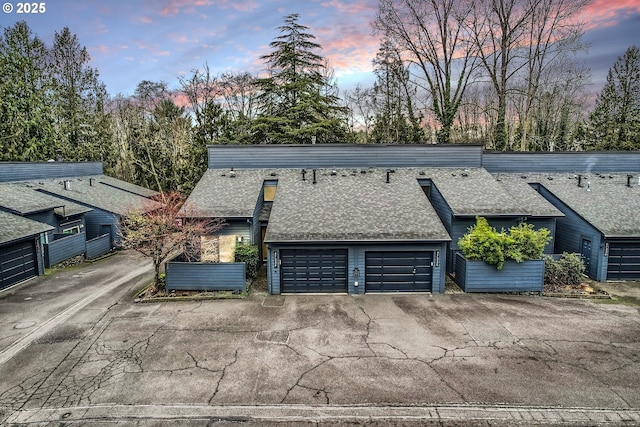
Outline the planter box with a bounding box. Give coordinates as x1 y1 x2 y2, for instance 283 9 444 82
454 253 544 293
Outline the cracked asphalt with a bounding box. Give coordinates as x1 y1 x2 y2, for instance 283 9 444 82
0 251 639 426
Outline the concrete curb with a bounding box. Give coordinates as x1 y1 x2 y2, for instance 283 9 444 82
5 404 640 425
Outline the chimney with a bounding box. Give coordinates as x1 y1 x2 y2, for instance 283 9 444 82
312 169 317 184
627 175 633 187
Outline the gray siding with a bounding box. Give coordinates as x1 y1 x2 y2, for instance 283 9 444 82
537 186 606 281
427 184 453 233
83 209 118 242
483 152 640 173
268 242 447 295
215 220 251 243
209 144 483 169
86 234 111 259
0 162 103 182
44 232 86 267
454 253 544 292
165 261 246 291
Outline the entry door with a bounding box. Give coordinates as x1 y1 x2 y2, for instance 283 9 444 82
580 238 592 275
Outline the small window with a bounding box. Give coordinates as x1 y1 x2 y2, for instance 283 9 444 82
63 226 80 235
264 182 277 202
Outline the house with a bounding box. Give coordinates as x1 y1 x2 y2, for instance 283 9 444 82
497 173 640 281
420 168 563 273
0 211 53 290
186 144 640 293
0 183 92 267
0 161 160 287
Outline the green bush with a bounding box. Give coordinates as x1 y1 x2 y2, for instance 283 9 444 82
544 252 585 286
458 217 551 270
234 243 260 279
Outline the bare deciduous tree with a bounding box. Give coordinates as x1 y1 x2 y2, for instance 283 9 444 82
375 0 478 143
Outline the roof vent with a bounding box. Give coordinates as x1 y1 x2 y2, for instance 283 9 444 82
302 169 307 181
419 171 425 176
270 171 277 177
312 169 317 185
386 171 390 184
331 170 337 176
63 180 71 191
577 174 583 187
90 178 95 186
586 181 591 192
627 175 633 187
229 170 236 178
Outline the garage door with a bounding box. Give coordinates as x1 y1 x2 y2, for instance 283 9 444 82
366 251 433 292
280 249 348 293
0 240 37 290
607 241 640 280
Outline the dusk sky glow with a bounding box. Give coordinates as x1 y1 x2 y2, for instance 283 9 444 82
1 0 639 97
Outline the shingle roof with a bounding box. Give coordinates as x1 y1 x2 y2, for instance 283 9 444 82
492 174 564 218
516 173 640 237
264 168 451 242
0 210 53 245
0 183 92 217
26 176 161 216
182 169 265 218
425 168 531 216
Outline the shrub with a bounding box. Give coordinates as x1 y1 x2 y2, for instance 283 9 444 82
544 252 585 287
458 217 551 270
234 243 260 279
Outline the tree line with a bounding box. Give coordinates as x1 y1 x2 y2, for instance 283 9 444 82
1 4 639 194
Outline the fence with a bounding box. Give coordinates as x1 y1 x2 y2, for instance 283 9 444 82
44 232 86 267
165 256 246 292
85 233 111 259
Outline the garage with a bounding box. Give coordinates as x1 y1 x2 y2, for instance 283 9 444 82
607 241 640 280
0 239 37 291
365 251 433 292
280 249 348 293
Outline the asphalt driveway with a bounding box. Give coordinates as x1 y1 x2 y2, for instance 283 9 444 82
0 252 639 425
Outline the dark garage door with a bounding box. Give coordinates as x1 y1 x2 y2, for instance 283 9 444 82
365 251 433 292
280 249 348 293
607 241 640 280
1 239 37 290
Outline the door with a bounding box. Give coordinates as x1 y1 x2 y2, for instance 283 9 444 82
0 239 37 290
580 238 592 276
280 249 348 293
607 241 640 280
365 251 433 292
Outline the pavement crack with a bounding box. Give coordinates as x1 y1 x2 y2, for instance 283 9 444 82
208 347 239 404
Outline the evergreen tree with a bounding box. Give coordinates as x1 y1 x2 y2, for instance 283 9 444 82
370 36 424 144
586 45 640 150
251 14 348 144
49 27 111 161
0 21 57 160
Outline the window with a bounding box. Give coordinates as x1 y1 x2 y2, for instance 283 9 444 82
263 181 277 202
63 225 80 235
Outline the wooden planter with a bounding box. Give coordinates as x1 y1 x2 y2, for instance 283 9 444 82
454 253 544 293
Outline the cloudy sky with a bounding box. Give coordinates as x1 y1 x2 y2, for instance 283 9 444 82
1 0 639 97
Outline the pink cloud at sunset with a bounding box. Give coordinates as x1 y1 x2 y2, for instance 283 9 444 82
1 0 637 96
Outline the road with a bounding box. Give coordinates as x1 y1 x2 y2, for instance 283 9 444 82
0 252 639 426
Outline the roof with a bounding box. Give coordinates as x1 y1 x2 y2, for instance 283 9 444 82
0 182 92 217
511 173 640 238
264 168 450 242
25 176 161 216
0 210 53 245
425 168 546 217
96 175 160 198
183 169 265 218
493 175 564 218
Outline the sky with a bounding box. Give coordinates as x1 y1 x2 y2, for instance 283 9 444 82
1 0 639 98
